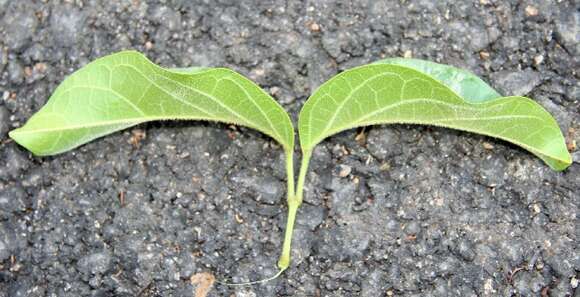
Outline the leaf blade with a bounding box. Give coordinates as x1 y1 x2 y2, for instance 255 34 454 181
298 63 571 171
9 51 295 156
376 58 501 102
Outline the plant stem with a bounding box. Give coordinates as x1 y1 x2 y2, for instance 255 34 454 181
277 149 312 270
285 149 295 201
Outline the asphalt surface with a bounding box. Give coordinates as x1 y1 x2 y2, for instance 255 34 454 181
0 1 578 296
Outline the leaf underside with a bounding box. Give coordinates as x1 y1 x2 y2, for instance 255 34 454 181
9 51 295 156
376 58 501 102
298 63 571 171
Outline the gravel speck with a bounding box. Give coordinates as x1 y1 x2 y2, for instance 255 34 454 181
566 84 580 102
7 61 24 85
230 171 285 205
50 6 87 48
78 251 113 275
0 186 27 216
456 239 476 262
335 164 352 177
366 128 400 160
555 11 580 56
491 69 542 96
0 147 28 180
0 222 16 261
0 106 9 137
297 204 325 231
1 2 38 51
0 47 7 73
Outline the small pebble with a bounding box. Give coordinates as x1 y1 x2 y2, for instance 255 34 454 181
8 61 24 84
531 203 541 214
482 142 494 150
525 5 539 17
308 21 321 32
480 51 490 60
78 252 112 275
457 240 476 261
336 164 352 177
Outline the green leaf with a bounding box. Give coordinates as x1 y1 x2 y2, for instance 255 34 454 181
376 58 501 102
298 62 572 171
9 51 295 156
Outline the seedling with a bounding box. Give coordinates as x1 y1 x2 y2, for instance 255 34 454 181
9 51 572 282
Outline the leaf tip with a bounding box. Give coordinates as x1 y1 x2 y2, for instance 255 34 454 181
8 127 23 146
552 154 573 172
8 127 48 157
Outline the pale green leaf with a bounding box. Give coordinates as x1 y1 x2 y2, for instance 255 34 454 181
9 51 295 156
376 58 501 102
298 63 571 171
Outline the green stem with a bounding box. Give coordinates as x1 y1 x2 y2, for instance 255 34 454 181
285 149 295 201
294 150 312 204
277 149 312 270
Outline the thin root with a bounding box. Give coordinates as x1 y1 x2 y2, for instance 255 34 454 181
216 268 286 286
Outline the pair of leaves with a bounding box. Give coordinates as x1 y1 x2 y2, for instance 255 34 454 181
8 51 573 277
10 51 572 170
